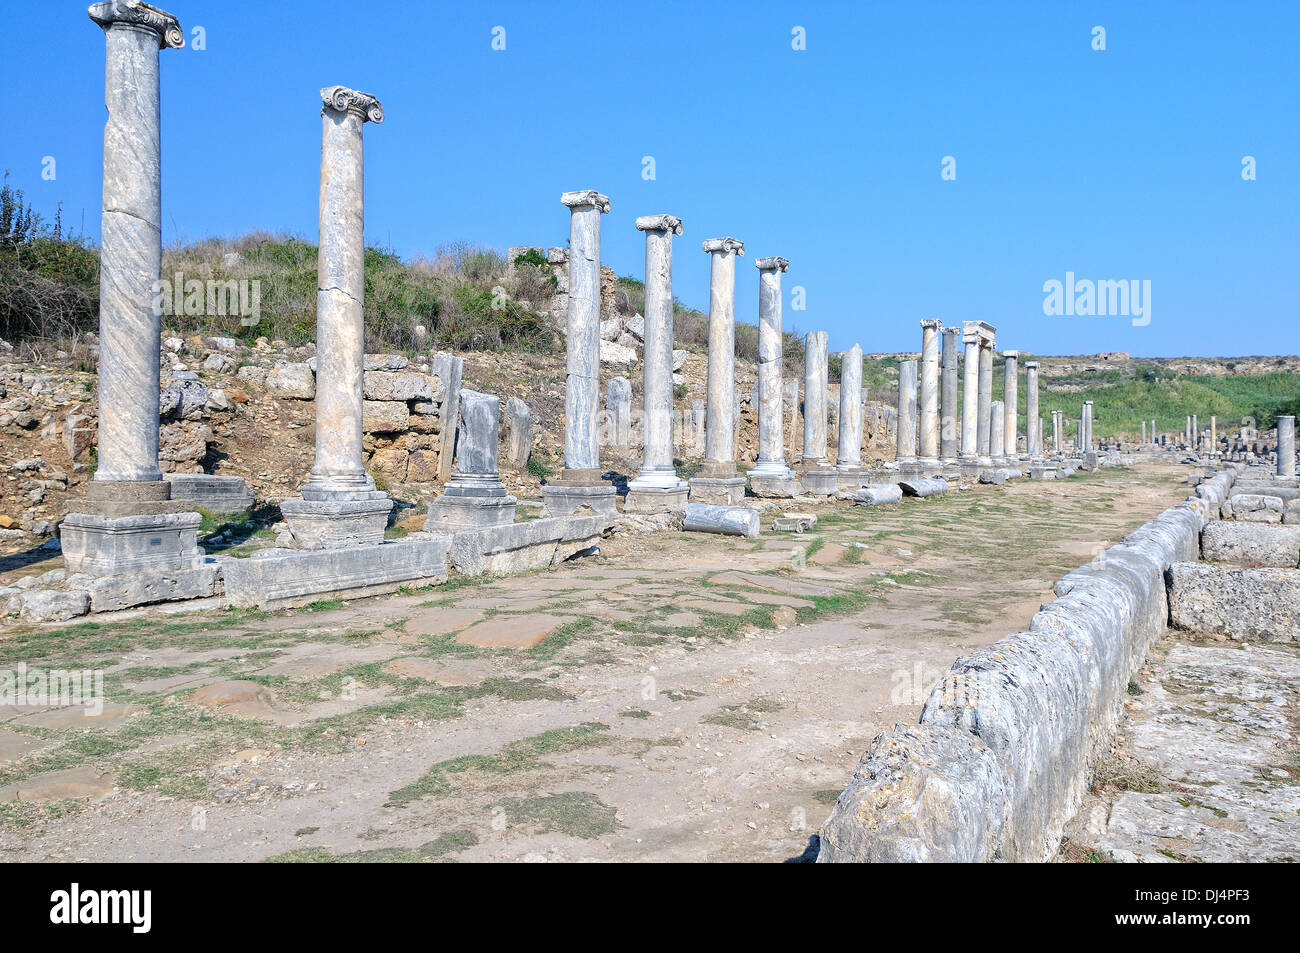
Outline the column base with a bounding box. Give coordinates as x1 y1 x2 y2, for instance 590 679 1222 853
624 484 690 514
688 475 747 505
835 466 865 492
541 479 618 518
748 470 803 498
800 466 840 496
60 510 205 576
281 496 393 550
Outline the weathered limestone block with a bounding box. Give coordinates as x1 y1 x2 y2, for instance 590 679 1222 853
1201 521 1300 568
368 447 408 483
164 473 254 514
158 422 211 472
431 351 462 483
362 370 437 402
1167 562 1300 641
502 397 533 470
405 448 440 483
221 536 451 609
773 513 817 532
447 515 610 577
60 511 205 575
1286 500 1300 525
1233 493 1283 523
599 339 637 366
265 362 315 399
85 563 221 612
362 400 409 433
4 588 91 623
605 376 632 448
682 503 759 538
854 483 903 506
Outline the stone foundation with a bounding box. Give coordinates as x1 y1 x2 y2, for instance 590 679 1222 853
60 511 204 575
541 480 618 518
280 497 393 550
447 515 610 577
747 472 802 498
164 473 255 514
800 467 839 496
623 484 689 514
688 475 747 506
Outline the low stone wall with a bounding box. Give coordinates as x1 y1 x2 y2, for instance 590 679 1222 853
816 468 1235 862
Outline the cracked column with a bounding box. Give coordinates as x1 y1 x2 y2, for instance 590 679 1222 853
281 86 392 549
918 320 941 470
690 237 747 504
542 190 618 517
62 2 204 576
940 326 960 465
896 359 918 470
1002 350 1019 462
836 344 864 489
626 215 689 513
1025 361 1041 459
801 331 837 494
1279 416 1296 478
425 391 517 530
747 257 801 497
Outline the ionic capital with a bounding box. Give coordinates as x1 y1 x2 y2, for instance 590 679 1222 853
755 256 789 273
703 237 745 255
88 0 183 49
635 214 683 235
321 86 384 123
561 190 611 212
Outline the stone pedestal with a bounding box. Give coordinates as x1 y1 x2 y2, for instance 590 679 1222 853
626 215 689 513
748 256 799 497
426 391 518 531
544 189 617 517
285 86 393 549
691 237 746 505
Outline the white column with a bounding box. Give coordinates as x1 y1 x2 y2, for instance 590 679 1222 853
1025 361 1041 458
802 331 829 465
897 359 918 464
1002 350 1019 461
751 257 796 479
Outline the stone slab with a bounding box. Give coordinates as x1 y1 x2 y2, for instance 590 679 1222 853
403 607 485 636
447 515 611 577
747 473 803 498
382 657 494 685
164 473 255 514
541 481 618 518
709 570 835 598
688 476 747 506
220 535 452 609
84 563 221 613
800 468 840 496
1201 521 1300 568
0 728 46 764
455 613 575 649
0 766 116 803
1167 562 1300 641
280 496 393 549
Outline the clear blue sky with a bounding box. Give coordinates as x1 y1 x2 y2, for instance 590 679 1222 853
6 0 1297 357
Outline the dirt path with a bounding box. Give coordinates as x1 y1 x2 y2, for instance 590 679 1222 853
0 465 1190 862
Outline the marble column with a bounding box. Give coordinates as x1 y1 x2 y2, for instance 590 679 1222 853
990 401 1005 468
1052 411 1062 453
281 87 392 549
626 215 689 513
542 190 617 517
1002 350 1019 462
1084 401 1094 453
1210 416 1217 455
748 257 800 496
801 331 837 494
977 337 995 465
940 326 960 464
1279 416 1296 478
896 359 918 467
836 344 864 488
425 390 517 530
690 237 747 504
62 2 203 576
1192 414 1199 452
960 327 980 464
1141 420 1147 444
918 320 941 469
1025 361 1041 458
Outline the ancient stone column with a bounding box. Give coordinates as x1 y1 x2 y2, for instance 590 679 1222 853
896 359 918 467
425 391 517 530
62 2 204 576
1002 350 1019 462
990 400 1005 468
1210 415 1217 454
1083 401 1095 453
1052 411 1063 452
1192 414 1199 452
977 337 994 464
836 344 864 488
1141 420 1147 444
748 257 800 496
940 326 960 464
690 237 746 504
1025 361 1041 458
960 327 980 464
626 215 689 513
543 190 617 517
280 87 392 549
918 320 941 469
801 331 837 494
1279 416 1296 478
